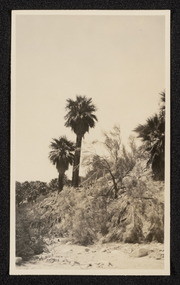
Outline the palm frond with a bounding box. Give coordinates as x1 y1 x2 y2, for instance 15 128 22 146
65 95 97 136
133 92 165 180
49 136 75 173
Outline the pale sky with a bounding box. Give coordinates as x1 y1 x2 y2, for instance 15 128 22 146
14 13 165 182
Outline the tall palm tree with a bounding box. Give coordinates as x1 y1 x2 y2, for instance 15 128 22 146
49 136 75 192
65 95 97 187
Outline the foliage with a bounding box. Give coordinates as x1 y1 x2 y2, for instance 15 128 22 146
65 95 98 137
48 178 59 191
49 136 75 191
134 92 165 180
16 206 45 260
103 125 122 165
116 145 136 183
54 187 108 245
83 125 136 198
16 181 48 206
48 176 71 191
16 151 164 260
17 173 164 253
49 137 75 172
104 173 164 244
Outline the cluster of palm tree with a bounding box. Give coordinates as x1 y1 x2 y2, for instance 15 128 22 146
49 96 97 192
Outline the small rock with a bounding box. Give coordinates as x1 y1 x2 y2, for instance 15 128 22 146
46 258 56 263
88 263 92 267
74 261 80 265
155 255 162 260
15 257 22 265
148 250 164 260
85 248 90 252
97 262 104 268
108 262 113 267
131 248 149 258
32 255 41 260
70 261 75 266
66 241 72 245
101 248 107 252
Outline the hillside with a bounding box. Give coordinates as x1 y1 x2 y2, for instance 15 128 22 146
16 156 164 266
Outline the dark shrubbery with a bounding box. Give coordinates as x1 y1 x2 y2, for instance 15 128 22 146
16 206 45 260
16 181 49 207
134 92 165 180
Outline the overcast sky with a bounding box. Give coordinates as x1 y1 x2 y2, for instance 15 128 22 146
14 13 165 182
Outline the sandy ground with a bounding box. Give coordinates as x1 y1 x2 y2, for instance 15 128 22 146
17 238 164 271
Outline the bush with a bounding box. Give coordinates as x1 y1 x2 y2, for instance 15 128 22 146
103 166 164 244
16 206 45 260
16 181 49 207
16 167 164 256
46 187 108 245
22 186 108 246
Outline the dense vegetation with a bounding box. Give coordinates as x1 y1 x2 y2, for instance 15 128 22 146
134 92 165 180
16 92 165 260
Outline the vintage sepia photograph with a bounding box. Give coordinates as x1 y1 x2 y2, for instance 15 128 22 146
10 10 170 275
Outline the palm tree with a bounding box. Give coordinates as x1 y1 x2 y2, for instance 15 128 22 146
65 95 97 187
49 136 75 192
134 93 165 180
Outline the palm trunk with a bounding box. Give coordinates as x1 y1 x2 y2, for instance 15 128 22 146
72 135 82 187
58 173 64 193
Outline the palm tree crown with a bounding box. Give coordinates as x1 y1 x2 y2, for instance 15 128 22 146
49 136 75 172
65 95 97 137
134 92 165 180
49 136 75 191
134 114 164 143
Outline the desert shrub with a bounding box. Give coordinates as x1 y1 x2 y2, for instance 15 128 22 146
16 206 45 260
16 181 49 207
16 167 164 252
72 208 96 245
104 195 144 243
48 187 108 244
103 170 164 244
26 186 109 245
16 211 34 260
144 200 164 243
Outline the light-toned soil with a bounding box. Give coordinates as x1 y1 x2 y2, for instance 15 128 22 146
18 238 164 271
